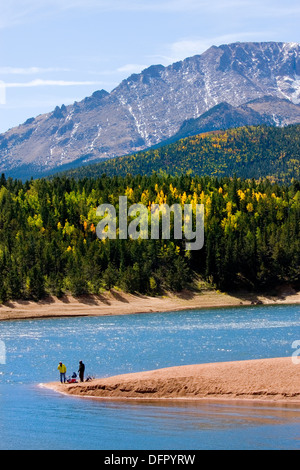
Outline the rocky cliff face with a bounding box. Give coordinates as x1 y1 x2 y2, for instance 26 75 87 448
1 41 300 178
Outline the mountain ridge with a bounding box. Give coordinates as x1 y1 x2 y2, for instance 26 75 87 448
1 41 300 179
153 95 300 147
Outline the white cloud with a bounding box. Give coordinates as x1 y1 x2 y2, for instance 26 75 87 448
0 81 6 105
0 2 35 28
0 66 71 75
5 79 102 88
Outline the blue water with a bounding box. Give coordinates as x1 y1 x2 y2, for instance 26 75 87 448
0 305 300 450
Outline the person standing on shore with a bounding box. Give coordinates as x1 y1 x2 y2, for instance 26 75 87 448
58 362 67 384
78 361 85 383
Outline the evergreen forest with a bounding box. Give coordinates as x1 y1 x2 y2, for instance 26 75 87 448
0 173 299 302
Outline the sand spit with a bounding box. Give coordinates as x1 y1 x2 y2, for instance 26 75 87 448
1 288 300 322
44 358 300 404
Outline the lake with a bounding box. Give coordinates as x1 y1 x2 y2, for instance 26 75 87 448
0 305 300 450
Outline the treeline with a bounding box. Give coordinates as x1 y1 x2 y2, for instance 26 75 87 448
59 125 300 183
0 173 299 302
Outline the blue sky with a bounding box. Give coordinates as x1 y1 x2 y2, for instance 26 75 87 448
0 0 299 133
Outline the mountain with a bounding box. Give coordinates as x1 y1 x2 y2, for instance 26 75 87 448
59 124 300 183
1 41 300 179
154 96 300 147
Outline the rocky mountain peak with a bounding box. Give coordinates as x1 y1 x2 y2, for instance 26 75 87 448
1 41 300 179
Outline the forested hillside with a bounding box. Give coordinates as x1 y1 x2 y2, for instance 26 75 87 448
60 125 300 183
0 173 299 302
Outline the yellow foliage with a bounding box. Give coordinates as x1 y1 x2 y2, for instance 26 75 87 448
125 187 134 201
237 189 246 201
226 201 233 215
27 214 43 230
247 203 254 213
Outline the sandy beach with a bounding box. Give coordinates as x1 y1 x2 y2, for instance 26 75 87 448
0 287 299 322
44 357 300 404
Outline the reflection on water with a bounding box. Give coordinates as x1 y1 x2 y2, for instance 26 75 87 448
0 305 300 450
52 390 300 432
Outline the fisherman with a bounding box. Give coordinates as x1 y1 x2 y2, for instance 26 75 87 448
57 362 67 384
78 361 85 383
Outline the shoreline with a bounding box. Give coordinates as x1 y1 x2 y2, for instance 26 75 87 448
0 288 299 322
42 357 300 404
